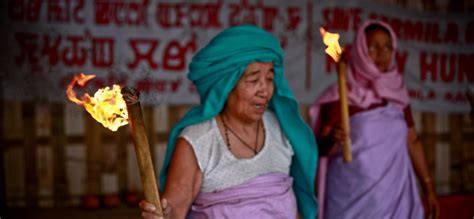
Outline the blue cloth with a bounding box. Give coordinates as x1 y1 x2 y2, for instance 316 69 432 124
159 25 318 218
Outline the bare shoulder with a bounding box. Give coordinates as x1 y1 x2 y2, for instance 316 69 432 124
173 137 198 160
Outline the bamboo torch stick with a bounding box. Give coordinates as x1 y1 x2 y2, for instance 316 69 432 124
320 27 352 163
337 60 352 163
121 87 163 216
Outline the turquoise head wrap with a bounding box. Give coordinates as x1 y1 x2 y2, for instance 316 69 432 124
159 25 318 218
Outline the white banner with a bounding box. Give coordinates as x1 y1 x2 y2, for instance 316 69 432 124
1 0 472 112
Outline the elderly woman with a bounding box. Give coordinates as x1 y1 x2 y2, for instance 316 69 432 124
140 25 318 218
310 20 439 219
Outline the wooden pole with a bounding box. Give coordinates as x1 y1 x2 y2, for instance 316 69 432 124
449 114 464 192
0 85 6 214
23 102 38 207
51 103 68 206
116 127 128 196
84 109 102 208
121 87 163 216
337 61 352 163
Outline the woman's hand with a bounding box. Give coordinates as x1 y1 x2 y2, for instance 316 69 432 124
317 124 348 156
139 199 172 219
329 124 348 143
424 190 440 219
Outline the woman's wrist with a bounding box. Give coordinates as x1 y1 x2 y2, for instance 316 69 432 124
421 176 436 195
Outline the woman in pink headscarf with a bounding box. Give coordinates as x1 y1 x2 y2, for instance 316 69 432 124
310 20 439 219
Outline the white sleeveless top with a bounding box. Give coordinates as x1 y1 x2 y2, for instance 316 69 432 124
179 111 294 192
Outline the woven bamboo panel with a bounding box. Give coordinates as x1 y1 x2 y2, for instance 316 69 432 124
2 102 474 208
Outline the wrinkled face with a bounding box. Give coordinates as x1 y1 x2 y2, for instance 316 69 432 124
366 29 393 73
225 62 275 122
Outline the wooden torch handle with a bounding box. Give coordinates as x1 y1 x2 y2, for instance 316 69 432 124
121 87 163 216
337 61 353 163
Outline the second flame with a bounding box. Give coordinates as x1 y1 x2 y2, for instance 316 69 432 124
320 27 343 63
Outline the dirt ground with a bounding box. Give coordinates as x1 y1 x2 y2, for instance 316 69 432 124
4 207 141 219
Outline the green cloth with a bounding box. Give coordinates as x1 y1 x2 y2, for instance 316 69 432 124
159 25 318 218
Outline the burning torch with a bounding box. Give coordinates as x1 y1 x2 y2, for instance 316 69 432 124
67 73 163 216
320 28 352 163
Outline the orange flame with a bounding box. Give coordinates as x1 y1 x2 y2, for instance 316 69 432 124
320 27 343 62
66 73 128 131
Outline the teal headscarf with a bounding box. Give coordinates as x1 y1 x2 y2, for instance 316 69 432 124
159 25 318 218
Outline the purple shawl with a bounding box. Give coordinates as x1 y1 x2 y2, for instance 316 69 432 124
188 172 297 219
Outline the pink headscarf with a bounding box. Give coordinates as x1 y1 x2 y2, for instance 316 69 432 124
309 20 410 131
